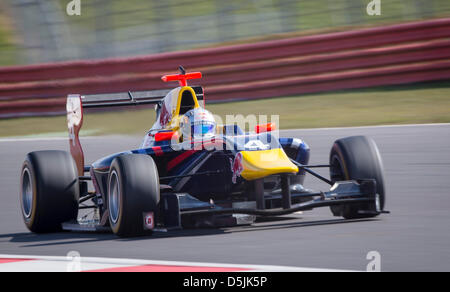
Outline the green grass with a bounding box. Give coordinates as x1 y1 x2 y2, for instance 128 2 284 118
1 82 449 138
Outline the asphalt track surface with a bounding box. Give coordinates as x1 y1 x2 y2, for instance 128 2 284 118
1 124 449 271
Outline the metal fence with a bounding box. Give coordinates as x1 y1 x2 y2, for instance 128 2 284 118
2 0 450 65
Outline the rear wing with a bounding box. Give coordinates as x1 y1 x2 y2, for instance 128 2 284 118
80 86 204 108
66 86 204 175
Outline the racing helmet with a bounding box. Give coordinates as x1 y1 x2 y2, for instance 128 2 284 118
180 108 216 140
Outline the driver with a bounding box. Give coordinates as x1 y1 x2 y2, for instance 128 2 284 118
179 108 216 141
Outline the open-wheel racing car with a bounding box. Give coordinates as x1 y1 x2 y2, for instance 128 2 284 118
20 67 389 237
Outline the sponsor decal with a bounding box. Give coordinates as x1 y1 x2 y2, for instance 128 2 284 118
244 140 270 150
231 152 244 184
159 103 172 128
143 212 155 230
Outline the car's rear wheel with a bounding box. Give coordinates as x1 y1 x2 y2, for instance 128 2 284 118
329 136 386 219
20 151 79 233
108 154 160 237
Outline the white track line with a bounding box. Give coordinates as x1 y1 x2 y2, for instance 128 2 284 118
0 254 354 272
280 122 450 132
1 123 448 143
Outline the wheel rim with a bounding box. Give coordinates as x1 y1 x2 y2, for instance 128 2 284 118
108 170 121 224
330 155 346 182
21 168 33 219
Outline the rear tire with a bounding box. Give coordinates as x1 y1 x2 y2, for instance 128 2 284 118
108 154 160 237
329 136 385 219
20 151 79 233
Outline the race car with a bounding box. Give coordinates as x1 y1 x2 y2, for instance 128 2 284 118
20 67 388 237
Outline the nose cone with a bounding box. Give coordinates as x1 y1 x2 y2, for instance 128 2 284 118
238 149 299 181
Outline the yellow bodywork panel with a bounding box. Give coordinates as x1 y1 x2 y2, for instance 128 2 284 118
165 86 201 132
175 86 200 117
240 148 299 180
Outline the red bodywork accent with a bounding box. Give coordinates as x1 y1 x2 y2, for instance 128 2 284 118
152 146 164 156
165 139 224 171
161 72 202 87
154 131 179 142
255 123 276 134
167 150 197 171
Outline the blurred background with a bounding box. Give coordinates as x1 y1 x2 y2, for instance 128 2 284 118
0 0 449 136
1 0 449 65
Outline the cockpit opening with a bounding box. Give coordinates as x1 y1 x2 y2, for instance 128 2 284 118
179 90 196 115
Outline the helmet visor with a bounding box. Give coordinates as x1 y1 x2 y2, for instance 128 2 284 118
192 123 215 136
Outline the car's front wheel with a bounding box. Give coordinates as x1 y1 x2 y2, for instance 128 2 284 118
329 136 386 219
108 154 160 237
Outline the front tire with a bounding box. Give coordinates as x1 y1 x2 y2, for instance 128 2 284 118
108 154 160 237
20 151 79 233
329 136 386 219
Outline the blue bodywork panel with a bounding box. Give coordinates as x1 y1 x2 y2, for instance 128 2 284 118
90 131 310 202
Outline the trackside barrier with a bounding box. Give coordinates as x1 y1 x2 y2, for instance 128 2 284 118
0 18 449 118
